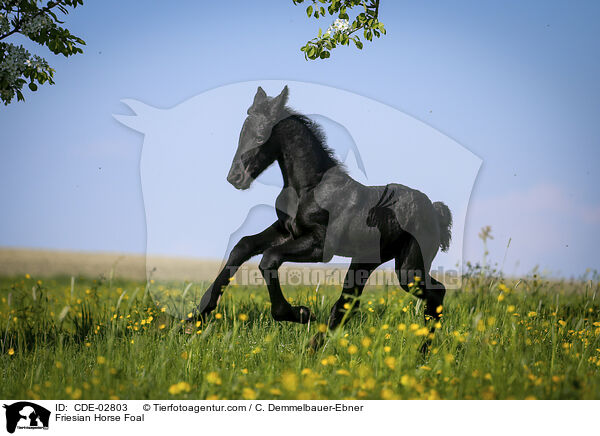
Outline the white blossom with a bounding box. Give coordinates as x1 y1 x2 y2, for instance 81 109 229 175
326 18 350 36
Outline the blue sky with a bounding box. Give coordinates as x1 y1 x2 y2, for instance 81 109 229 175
0 0 599 277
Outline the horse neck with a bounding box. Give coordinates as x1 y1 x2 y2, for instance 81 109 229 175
273 116 338 192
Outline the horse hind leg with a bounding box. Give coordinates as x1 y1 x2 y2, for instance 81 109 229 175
308 260 380 351
395 239 446 350
328 261 381 330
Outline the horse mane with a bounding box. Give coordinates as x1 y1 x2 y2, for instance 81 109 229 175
283 107 346 171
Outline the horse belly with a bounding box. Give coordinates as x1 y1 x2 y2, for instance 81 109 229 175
324 212 384 261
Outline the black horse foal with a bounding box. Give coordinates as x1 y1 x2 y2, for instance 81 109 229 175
195 86 452 345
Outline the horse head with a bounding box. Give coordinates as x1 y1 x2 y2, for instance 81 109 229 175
227 86 289 190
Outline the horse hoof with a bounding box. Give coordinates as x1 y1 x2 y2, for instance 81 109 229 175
296 306 314 324
272 305 313 324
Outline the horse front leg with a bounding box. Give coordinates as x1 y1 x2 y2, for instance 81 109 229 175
259 233 324 324
195 222 290 318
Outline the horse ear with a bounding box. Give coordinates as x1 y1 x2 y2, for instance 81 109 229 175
269 85 289 118
253 87 267 106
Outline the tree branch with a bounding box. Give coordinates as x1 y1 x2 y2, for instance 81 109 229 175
0 1 61 41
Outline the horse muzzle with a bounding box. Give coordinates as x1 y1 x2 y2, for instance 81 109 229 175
227 166 252 190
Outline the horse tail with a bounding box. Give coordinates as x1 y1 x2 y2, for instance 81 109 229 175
432 201 452 252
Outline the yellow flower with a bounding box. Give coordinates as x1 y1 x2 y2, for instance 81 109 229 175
206 372 222 385
381 388 395 400
321 355 336 366
252 347 261 354
381 324 389 330
8 348 15 356
384 346 391 353
97 356 106 365
397 323 406 331
528 311 537 317
497 293 505 302
215 313 223 319
415 327 429 336
281 372 298 391
507 305 515 313
242 388 257 400
180 351 188 360
384 356 396 370
168 381 191 395
400 374 415 387
347 345 358 355
318 323 327 333
269 388 282 396
336 369 350 376
436 305 443 313
339 338 349 347
241 368 249 375
159 324 166 330
362 377 376 390
25 273 31 279
558 320 566 327
361 337 372 348
238 313 248 321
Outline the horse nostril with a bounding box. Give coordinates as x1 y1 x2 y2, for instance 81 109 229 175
227 171 243 186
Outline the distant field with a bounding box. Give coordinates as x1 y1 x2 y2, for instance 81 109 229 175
1 262 599 400
0 247 402 285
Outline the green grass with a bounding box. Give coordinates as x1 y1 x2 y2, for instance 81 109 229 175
1 271 599 400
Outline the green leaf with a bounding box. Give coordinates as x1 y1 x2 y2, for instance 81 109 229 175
28 83 38 91
306 5 313 17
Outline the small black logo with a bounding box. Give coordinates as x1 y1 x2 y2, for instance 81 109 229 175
2 402 50 434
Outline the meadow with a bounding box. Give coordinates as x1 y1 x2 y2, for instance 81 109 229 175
1 268 599 400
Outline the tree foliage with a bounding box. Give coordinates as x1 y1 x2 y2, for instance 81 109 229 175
0 0 85 105
292 0 385 60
